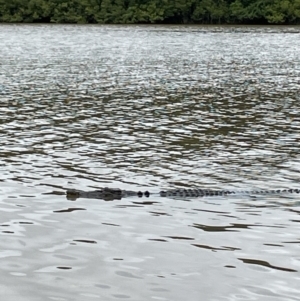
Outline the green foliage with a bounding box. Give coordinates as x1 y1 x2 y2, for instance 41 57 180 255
0 0 299 24
230 0 246 22
265 0 300 24
28 0 53 22
51 0 91 23
243 0 268 20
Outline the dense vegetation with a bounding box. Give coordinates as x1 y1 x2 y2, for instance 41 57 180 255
0 0 299 24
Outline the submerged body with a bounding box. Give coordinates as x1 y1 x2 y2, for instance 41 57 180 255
66 187 300 201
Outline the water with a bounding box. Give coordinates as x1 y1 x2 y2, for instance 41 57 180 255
0 24 300 301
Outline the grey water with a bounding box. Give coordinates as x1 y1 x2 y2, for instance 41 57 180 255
0 24 300 301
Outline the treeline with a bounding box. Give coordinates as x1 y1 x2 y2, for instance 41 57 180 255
0 0 300 24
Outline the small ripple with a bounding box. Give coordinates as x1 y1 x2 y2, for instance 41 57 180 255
73 240 97 244
238 258 297 272
164 236 194 240
53 208 86 213
192 223 238 232
102 223 120 227
192 244 240 251
115 271 143 279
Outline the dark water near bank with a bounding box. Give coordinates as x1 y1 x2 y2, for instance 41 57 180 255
1 24 300 300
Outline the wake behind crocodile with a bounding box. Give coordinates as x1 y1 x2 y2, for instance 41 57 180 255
66 187 300 201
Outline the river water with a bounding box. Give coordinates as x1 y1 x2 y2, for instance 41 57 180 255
0 24 300 301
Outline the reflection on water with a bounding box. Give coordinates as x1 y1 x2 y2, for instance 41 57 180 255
1 24 300 301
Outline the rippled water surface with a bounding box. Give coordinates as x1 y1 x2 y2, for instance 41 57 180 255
1 24 300 301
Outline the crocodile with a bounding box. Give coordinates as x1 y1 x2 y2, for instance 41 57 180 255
66 187 300 201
